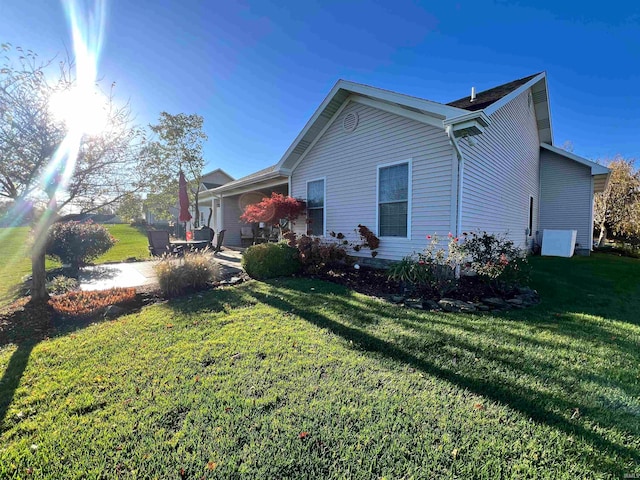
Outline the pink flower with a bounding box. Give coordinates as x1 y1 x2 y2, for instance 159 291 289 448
454 237 459 242
418 260 425 265
448 232 453 238
426 235 432 240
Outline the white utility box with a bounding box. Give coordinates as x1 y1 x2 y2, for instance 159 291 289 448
541 229 577 257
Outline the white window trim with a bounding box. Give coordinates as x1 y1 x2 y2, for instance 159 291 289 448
376 159 412 239
306 177 326 237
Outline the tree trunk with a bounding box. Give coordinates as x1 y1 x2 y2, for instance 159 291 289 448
194 190 200 228
597 223 607 248
30 248 49 303
29 199 56 304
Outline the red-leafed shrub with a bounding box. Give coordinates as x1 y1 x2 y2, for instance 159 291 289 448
49 287 136 317
285 232 349 274
240 193 306 239
328 225 380 258
46 220 116 272
357 224 380 255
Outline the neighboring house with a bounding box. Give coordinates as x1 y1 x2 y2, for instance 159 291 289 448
146 168 235 230
203 72 609 257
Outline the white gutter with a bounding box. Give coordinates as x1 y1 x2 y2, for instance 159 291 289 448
446 125 464 238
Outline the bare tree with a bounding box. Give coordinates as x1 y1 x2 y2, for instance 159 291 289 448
594 156 640 246
0 45 147 302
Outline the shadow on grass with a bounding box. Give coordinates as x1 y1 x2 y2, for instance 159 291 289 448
0 342 35 430
237 279 638 478
0 292 156 429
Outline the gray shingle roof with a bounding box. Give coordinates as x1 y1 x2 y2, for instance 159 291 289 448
447 73 541 111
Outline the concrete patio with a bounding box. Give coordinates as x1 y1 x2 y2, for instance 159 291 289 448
79 249 243 291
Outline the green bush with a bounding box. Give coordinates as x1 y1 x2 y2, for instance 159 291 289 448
46 275 79 295
154 251 221 297
46 221 116 272
242 243 301 279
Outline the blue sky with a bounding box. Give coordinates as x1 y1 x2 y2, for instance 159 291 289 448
1 0 639 180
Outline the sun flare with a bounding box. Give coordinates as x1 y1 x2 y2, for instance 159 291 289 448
49 87 109 135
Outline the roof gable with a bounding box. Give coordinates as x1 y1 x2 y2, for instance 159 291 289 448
275 80 469 172
230 73 559 187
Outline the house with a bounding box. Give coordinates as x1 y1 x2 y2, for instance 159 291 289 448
202 72 610 258
146 168 234 230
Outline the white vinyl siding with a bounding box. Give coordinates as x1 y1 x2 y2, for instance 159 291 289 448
290 101 454 261
306 179 325 236
220 195 244 247
539 149 593 252
458 89 540 250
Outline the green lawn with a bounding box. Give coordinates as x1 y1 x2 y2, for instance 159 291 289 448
0 254 638 478
95 224 150 263
0 224 149 307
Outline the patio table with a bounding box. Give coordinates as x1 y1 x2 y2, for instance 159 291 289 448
170 239 210 251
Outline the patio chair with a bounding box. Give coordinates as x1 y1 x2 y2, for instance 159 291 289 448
147 230 184 257
240 226 256 247
193 226 215 248
213 229 226 254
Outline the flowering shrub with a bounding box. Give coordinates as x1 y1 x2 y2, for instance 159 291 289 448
285 232 349 274
154 251 221 297
387 234 461 297
454 231 528 291
49 287 136 317
46 220 116 272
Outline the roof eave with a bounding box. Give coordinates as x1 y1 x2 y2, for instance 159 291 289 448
209 171 287 195
483 72 546 116
540 142 611 176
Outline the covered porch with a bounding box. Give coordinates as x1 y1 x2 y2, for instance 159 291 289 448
199 165 290 248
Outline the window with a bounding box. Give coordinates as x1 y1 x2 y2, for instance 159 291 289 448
307 179 325 236
378 162 410 237
528 196 534 236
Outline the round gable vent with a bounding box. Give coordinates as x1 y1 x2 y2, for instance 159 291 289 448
342 112 359 132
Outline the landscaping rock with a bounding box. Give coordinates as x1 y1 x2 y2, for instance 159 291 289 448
390 295 405 304
422 299 442 311
474 303 490 312
513 292 540 306
481 297 510 309
405 300 424 310
103 305 126 319
438 298 476 313
506 298 525 308
516 286 537 296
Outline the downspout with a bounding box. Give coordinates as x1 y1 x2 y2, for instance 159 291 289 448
446 125 464 238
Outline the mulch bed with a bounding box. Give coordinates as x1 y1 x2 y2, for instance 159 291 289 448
312 265 401 297
310 264 497 301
